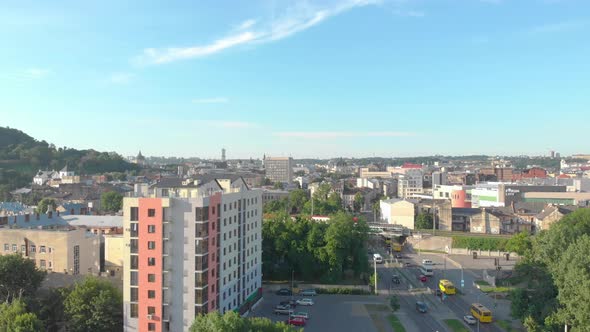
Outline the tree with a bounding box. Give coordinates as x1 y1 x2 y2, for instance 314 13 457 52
0 300 44 332
36 198 56 214
62 277 123 332
0 254 46 302
189 311 296 332
100 191 123 213
389 296 400 312
505 231 532 256
353 192 363 213
414 213 433 230
28 288 67 332
288 189 308 214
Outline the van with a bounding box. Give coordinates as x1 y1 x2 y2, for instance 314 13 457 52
373 253 383 264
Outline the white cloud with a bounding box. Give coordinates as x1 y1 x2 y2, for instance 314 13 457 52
528 20 587 34
192 97 229 104
274 131 413 139
136 0 382 65
23 68 50 79
392 9 425 18
109 72 134 84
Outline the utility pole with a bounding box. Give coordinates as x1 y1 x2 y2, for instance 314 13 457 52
374 258 378 295
432 199 436 236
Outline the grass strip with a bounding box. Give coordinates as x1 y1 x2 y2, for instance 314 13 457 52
388 314 407 332
444 319 470 332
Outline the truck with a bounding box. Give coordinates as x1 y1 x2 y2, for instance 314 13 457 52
393 243 402 252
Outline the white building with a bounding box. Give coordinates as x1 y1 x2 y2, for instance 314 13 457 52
379 198 416 229
123 176 262 332
264 157 294 183
397 169 424 199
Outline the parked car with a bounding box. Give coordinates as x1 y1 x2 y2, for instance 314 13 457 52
418 275 427 283
274 304 291 310
296 298 314 306
415 301 428 313
280 300 297 307
287 317 306 326
274 307 294 315
394 254 403 259
276 288 292 296
299 289 317 296
463 315 477 325
391 275 401 284
292 312 309 320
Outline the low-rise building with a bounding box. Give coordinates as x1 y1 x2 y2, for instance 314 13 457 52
534 204 579 232
0 227 100 275
379 199 416 229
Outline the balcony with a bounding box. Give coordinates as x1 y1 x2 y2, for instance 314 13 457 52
195 255 208 271
195 239 208 255
195 271 208 288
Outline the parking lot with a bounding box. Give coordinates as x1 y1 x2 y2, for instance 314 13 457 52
250 290 383 332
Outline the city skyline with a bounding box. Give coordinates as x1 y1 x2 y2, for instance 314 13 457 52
2 0 589 158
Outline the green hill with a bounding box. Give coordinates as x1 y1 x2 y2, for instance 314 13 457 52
0 126 139 199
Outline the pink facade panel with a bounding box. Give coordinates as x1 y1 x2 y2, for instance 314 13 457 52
451 190 471 208
138 198 163 332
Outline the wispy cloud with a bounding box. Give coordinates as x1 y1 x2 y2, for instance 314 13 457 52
136 0 382 65
192 97 229 104
203 120 258 129
527 20 588 34
109 72 134 84
274 131 414 139
23 68 51 80
392 9 425 18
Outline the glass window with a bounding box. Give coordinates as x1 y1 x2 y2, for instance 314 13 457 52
148 290 156 298
130 255 139 269
130 287 138 302
148 306 156 315
148 209 156 217
3 244 8 251
130 303 138 318
148 225 156 233
148 257 156 266
148 274 156 282
130 271 138 285
130 207 139 221
40 246 46 253
148 241 156 250
148 323 155 331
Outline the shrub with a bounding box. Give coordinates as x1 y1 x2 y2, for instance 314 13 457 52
452 236 508 251
315 287 372 295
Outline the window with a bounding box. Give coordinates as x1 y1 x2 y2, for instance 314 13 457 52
148 209 156 217
3 244 7 251
48 261 52 268
148 257 156 266
130 271 138 286
40 246 46 253
148 290 156 298
130 287 138 301
39 259 46 268
148 225 156 233
130 303 138 318
148 306 156 315
130 207 139 221
148 241 156 250
148 274 156 282
148 323 156 331
130 256 139 269
21 245 26 253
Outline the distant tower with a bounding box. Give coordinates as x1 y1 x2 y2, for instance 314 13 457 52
550 150 555 158
221 148 226 162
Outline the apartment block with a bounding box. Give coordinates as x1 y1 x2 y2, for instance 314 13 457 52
123 176 262 332
397 169 424 199
0 227 100 275
264 157 293 183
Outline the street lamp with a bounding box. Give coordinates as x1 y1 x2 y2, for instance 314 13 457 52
374 257 378 295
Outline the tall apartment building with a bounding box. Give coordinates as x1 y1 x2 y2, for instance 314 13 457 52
397 169 424 199
264 157 293 183
123 176 262 332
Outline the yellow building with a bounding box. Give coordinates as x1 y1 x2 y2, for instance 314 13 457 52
0 227 100 275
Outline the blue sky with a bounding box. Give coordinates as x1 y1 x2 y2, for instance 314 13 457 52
1 0 589 159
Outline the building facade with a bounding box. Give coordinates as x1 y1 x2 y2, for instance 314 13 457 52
123 176 262 332
264 157 293 183
0 227 100 275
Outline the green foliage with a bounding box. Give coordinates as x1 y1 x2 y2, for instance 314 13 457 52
62 277 123 332
508 208 590 330
262 213 369 283
189 311 297 332
35 198 56 214
0 300 44 332
388 314 406 332
0 126 138 194
353 192 363 212
451 236 508 251
0 254 46 302
444 319 470 332
27 288 67 332
415 213 433 230
316 287 372 295
389 296 400 312
100 191 123 212
505 231 532 256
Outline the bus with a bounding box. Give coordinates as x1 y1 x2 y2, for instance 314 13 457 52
438 279 456 295
392 243 402 252
470 303 493 323
373 253 383 264
420 265 434 276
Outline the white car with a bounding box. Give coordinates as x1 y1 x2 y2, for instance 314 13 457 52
292 312 309 320
463 315 477 325
299 289 317 296
296 298 314 306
